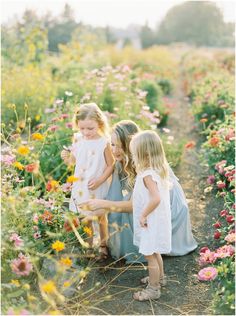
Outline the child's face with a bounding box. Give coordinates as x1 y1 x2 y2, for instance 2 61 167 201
78 119 99 140
111 133 124 162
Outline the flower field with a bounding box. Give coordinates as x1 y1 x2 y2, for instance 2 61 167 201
1 36 235 315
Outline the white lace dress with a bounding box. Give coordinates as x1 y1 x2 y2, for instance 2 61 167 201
132 169 172 255
69 133 109 214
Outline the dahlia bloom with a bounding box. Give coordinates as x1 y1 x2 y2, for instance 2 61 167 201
11 253 33 276
198 267 218 281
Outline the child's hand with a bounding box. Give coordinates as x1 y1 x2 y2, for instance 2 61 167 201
88 178 100 190
61 149 70 161
140 215 147 228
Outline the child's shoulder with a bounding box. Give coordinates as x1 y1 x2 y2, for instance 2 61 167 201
139 168 160 179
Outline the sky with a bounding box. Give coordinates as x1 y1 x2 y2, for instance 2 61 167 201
1 0 235 28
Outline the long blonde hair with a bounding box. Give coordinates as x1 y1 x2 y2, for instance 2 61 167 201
73 103 109 136
112 120 140 190
130 130 169 179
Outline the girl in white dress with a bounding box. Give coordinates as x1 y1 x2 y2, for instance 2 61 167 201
130 130 172 301
61 103 114 258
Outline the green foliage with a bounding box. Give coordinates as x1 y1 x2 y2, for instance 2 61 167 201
140 79 163 112
157 79 173 95
140 23 156 48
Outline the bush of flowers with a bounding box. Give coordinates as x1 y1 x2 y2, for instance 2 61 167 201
185 52 235 314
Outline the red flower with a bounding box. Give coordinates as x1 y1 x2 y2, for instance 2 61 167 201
209 137 220 147
217 181 226 189
199 246 210 254
226 215 234 224
185 141 196 149
213 221 221 229
220 210 228 217
214 230 221 239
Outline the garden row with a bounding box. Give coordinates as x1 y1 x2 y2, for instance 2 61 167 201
182 51 235 315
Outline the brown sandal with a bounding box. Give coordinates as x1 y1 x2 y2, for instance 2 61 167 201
133 285 161 301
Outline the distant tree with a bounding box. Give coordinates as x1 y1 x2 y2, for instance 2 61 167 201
140 22 156 48
104 26 116 44
47 3 77 52
156 1 234 47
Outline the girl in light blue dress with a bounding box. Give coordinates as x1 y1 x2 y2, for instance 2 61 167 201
80 120 197 263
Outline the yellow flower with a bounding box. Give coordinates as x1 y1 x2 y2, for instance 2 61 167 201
32 133 44 141
41 280 56 294
52 240 65 252
48 310 63 315
59 257 72 267
83 226 93 237
66 175 79 183
23 283 30 290
11 279 20 287
17 146 30 155
63 281 71 287
35 114 41 121
13 161 25 170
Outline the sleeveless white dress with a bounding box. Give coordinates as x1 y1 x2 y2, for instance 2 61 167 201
132 169 172 255
69 133 109 214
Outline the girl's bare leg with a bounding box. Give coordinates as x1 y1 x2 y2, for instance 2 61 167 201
98 214 108 246
154 253 164 279
145 254 160 287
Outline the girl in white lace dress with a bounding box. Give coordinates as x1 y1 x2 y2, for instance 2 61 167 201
61 103 114 257
130 130 171 301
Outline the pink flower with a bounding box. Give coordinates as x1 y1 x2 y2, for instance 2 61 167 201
217 181 226 189
225 232 235 243
66 122 73 128
33 232 41 239
9 233 24 248
215 245 235 258
33 214 39 224
198 250 217 266
61 182 72 192
207 175 215 185
47 125 59 132
7 308 30 315
1 154 16 166
198 267 218 281
11 253 33 276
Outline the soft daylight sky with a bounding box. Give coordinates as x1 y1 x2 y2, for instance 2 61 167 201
1 0 235 28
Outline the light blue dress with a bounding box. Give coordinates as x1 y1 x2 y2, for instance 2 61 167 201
107 163 198 263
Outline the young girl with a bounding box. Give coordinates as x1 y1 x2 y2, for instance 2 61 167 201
61 103 114 259
130 130 172 301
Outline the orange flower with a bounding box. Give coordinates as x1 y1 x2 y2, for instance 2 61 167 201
200 118 208 123
32 133 44 141
209 137 220 147
185 141 196 149
17 146 30 155
59 257 72 267
41 210 53 224
52 240 65 252
25 161 39 174
46 180 60 192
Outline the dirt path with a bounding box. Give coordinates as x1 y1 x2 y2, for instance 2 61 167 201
67 70 219 315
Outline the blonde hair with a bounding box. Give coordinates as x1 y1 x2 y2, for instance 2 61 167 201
73 103 109 136
130 130 169 179
113 120 140 190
